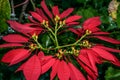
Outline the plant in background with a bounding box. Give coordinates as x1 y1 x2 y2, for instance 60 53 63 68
1 0 120 80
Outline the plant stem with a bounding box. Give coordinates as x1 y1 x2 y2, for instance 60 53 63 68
56 44 74 49
33 37 45 50
56 43 82 49
48 32 56 45
55 33 87 49
44 25 55 37
30 0 36 11
55 23 59 47
74 33 87 44
44 23 59 47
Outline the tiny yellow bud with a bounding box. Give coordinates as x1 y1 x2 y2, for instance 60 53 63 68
59 21 63 25
86 30 91 35
42 20 46 25
32 33 38 40
63 20 66 25
54 15 60 23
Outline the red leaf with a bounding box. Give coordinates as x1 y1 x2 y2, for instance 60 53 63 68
90 27 100 32
79 49 96 73
30 12 43 22
41 58 56 74
87 75 93 80
60 8 74 19
58 60 70 80
83 17 101 30
7 21 37 35
28 16 39 24
68 63 86 80
16 63 25 72
67 22 79 26
95 45 120 53
86 50 98 74
50 59 60 80
92 31 110 35
52 6 60 16
41 56 53 65
93 36 120 44
87 49 103 64
68 28 79 35
3 34 29 43
1 49 17 63
0 43 23 48
41 0 53 19
38 51 45 59
23 55 41 80
36 8 48 20
9 49 30 65
76 58 98 80
65 15 82 23
92 47 116 61
1 49 29 65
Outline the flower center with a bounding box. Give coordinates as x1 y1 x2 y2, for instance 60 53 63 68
85 30 92 35
54 15 65 26
41 20 49 27
29 44 37 50
82 40 92 48
54 15 60 22
55 47 79 60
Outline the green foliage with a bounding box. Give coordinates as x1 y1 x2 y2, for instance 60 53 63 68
116 5 120 28
58 31 76 45
105 66 120 80
76 7 97 21
0 0 11 33
39 33 53 48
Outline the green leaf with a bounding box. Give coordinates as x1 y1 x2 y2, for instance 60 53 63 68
0 0 11 33
39 33 52 48
105 66 120 80
76 7 97 21
76 0 87 3
58 31 76 46
116 5 120 28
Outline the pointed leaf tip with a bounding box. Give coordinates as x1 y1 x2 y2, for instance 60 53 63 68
60 8 74 19
50 59 60 80
41 0 53 19
2 34 29 43
68 63 86 80
41 58 55 74
58 60 70 80
23 55 41 80
9 49 30 65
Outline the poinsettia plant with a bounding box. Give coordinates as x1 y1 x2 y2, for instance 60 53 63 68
1 0 120 80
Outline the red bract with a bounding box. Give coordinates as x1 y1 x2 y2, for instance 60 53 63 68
3 34 29 43
41 57 86 80
68 62 86 80
23 55 41 80
0 43 23 48
0 34 29 48
83 17 101 32
0 20 43 67
76 45 120 80
1 49 30 65
29 0 82 27
69 17 101 36
16 55 41 80
0 19 44 48
69 17 120 44
7 20 42 36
